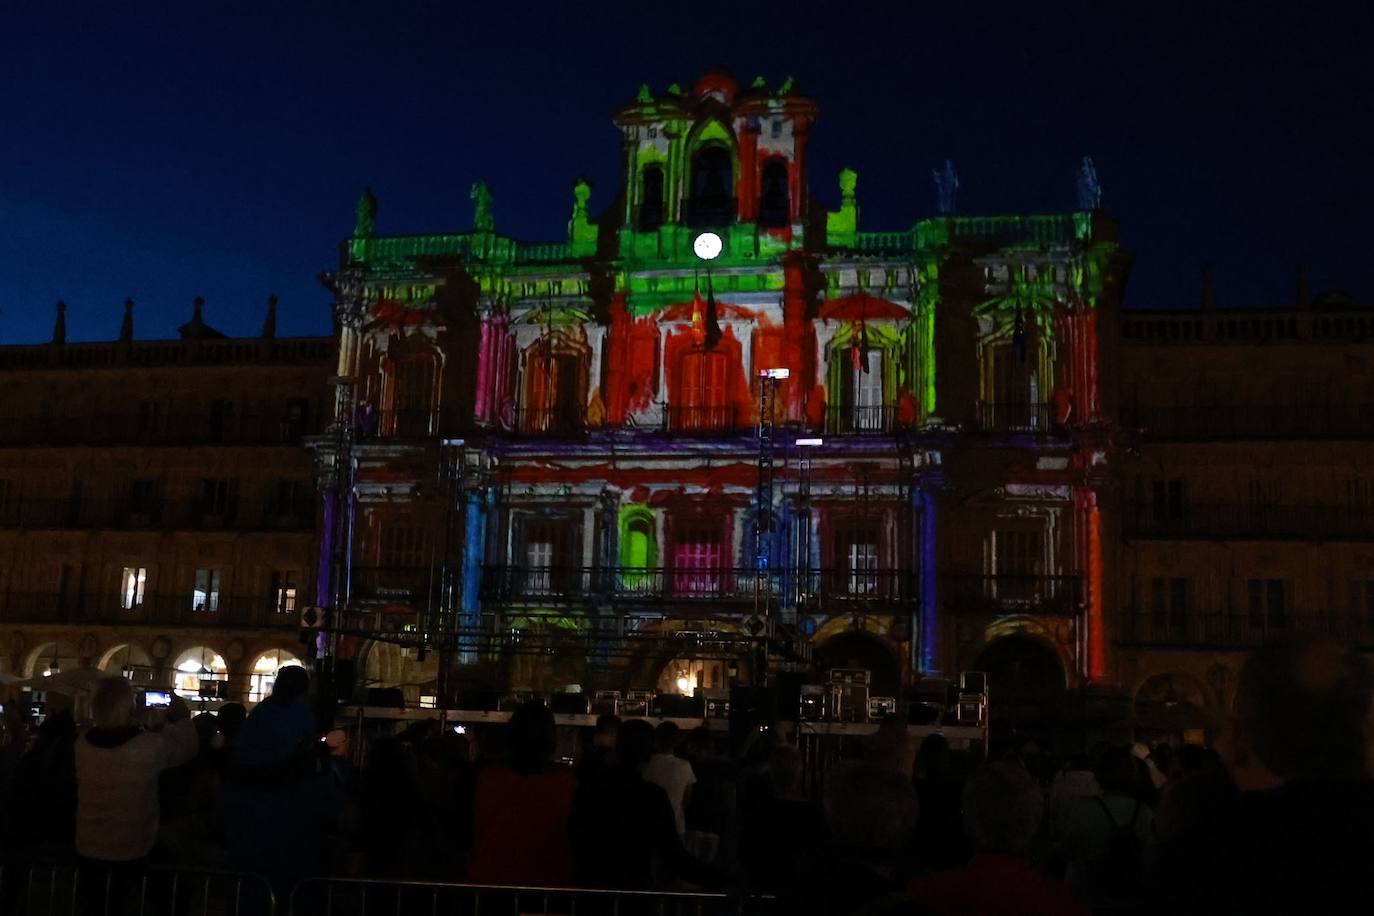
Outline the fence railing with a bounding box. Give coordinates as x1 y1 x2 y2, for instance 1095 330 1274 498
0 592 299 627
0 863 277 916
1124 502 1374 541
1118 609 1374 648
0 865 771 916
942 574 1083 616
514 406 587 436
975 402 1055 434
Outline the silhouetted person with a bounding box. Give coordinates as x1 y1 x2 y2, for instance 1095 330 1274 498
783 761 919 916
913 734 966 870
4 707 78 864
739 743 826 893
571 718 721 889
467 701 576 885
1203 634 1374 914
1056 746 1154 910
643 721 695 835
907 762 1086 916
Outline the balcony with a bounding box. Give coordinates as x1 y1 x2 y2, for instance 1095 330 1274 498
942 574 1082 616
1125 503 1374 541
0 592 298 627
480 565 917 609
1125 404 1374 441
824 405 898 435
0 499 313 532
513 407 586 437
351 566 436 603
1118 609 1374 649
0 412 320 447
976 402 1056 435
665 405 739 435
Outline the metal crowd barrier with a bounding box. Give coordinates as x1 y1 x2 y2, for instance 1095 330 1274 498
287 878 773 916
0 863 276 916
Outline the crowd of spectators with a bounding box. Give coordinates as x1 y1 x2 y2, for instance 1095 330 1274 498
1 632 1371 915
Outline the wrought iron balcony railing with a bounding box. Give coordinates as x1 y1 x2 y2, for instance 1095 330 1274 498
0 592 299 627
480 565 919 606
941 574 1083 616
824 405 898 435
664 405 739 435
0 499 313 532
1124 404 1374 441
0 412 321 447
1118 609 1374 648
1125 503 1374 541
976 402 1056 435
513 406 586 436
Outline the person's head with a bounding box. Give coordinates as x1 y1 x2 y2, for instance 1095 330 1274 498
1094 746 1139 796
268 666 310 704
916 733 952 780
593 713 620 749
325 728 351 759
961 762 1045 856
823 761 919 852
616 718 656 771
1227 634 1372 784
92 677 137 729
685 725 714 758
767 743 804 798
217 702 247 738
653 720 680 754
507 700 556 774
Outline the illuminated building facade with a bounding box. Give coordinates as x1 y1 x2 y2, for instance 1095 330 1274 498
315 72 1130 717
0 297 332 705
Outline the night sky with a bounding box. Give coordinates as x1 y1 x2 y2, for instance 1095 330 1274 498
2 1 1369 343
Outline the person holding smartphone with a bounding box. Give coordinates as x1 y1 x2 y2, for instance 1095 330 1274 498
73 678 198 871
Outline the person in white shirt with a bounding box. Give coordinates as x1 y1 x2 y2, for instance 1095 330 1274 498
642 721 696 835
74 678 199 864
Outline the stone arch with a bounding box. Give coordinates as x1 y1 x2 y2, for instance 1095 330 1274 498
169 645 229 700
96 643 154 674
23 640 80 678
815 628 902 699
973 633 1067 739
246 647 306 703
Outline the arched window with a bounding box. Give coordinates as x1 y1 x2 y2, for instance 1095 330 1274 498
172 647 228 701
248 649 303 703
388 356 436 437
687 145 734 227
639 165 665 231
758 159 790 228
673 350 731 432
523 346 586 434
618 510 656 594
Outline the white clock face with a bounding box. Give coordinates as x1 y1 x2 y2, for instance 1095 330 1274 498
693 231 723 261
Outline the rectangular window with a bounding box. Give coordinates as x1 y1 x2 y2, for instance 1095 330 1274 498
673 521 724 595
851 351 886 431
137 401 163 435
1151 479 1186 524
520 519 576 595
284 398 311 439
380 526 428 568
0 479 14 525
833 520 882 595
266 480 306 519
675 352 730 431
208 399 233 442
993 529 1044 603
271 570 299 614
120 567 147 610
1348 580 1374 631
129 479 156 513
192 568 222 613
526 539 554 594
1150 576 1190 634
1247 578 1288 630
200 479 236 517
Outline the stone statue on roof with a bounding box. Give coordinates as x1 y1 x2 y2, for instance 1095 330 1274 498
933 160 959 215
354 187 377 238
1077 157 1102 210
471 180 494 232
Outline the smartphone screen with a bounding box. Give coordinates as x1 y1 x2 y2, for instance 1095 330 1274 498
144 691 171 708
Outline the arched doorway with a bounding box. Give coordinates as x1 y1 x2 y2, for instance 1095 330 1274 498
96 643 155 683
974 635 1065 741
171 646 228 701
814 631 901 700
24 641 80 678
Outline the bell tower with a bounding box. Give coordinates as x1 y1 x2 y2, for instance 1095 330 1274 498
613 71 819 243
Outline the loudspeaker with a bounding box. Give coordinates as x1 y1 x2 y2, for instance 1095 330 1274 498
799 684 827 721
365 687 405 709
960 671 988 695
550 692 590 715
729 686 776 753
653 693 704 718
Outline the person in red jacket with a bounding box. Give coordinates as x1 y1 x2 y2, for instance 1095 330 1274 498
466 701 576 885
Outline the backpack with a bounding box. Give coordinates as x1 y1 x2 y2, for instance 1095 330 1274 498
1094 796 1145 897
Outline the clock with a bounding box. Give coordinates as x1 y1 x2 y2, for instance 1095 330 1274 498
692 231 723 261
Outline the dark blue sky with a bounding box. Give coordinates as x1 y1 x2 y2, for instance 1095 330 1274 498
2 1 1369 343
